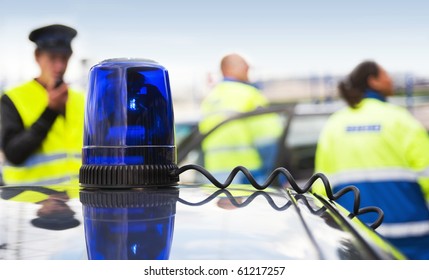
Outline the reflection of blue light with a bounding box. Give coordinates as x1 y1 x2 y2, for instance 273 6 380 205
129 98 137 111
80 188 178 260
83 207 176 259
138 87 147 95
131 244 137 255
79 58 179 187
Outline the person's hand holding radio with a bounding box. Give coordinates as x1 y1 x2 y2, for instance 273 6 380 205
47 78 68 114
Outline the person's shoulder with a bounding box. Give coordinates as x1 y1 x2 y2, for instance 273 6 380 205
326 105 350 121
352 98 408 119
375 100 413 119
68 87 85 96
4 80 37 95
384 101 408 113
319 106 356 132
363 98 402 111
217 80 260 92
363 99 423 129
208 81 256 100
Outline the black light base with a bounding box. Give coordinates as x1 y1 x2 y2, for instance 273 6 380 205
79 164 179 188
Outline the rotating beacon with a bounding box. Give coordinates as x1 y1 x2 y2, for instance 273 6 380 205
79 58 179 188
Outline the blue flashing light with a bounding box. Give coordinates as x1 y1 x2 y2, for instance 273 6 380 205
79 58 179 187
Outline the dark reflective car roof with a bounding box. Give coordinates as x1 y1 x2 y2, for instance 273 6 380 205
0 183 403 260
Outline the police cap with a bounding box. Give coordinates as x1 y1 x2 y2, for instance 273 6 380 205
29 24 77 54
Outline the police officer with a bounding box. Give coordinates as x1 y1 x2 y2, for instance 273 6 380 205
313 60 429 259
0 24 84 185
199 53 282 183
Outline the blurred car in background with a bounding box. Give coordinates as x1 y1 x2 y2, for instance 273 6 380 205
176 96 429 185
175 101 344 184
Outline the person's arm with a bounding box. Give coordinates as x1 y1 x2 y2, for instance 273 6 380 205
0 94 59 165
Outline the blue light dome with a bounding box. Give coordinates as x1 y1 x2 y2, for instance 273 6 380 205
79 58 179 187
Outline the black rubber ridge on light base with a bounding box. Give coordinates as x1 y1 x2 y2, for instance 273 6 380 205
79 164 179 188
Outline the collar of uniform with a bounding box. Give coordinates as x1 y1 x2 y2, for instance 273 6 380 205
364 89 386 102
223 77 255 87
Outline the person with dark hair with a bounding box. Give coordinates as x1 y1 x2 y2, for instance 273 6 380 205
0 24 84 185
313 60 429 259
338 61 382 108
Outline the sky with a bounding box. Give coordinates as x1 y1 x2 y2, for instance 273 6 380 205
0 0 428 95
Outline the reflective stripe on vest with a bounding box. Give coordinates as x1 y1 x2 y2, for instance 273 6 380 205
377 220 429 238
3 80 84 185
3 152 81 185
328 168 421 187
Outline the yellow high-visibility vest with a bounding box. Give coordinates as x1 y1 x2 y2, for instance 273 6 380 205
199 81 281 173
3 80 84 185
314 97 429 240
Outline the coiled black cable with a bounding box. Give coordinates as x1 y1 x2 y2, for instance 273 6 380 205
172 164 384 229
178 188 293 211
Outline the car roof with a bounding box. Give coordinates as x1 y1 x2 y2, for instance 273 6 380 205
0 182 403 260
171 183 401 260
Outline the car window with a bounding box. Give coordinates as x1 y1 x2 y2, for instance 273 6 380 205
286 115 330 147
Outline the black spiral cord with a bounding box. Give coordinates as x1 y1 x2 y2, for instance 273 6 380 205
172 164 384 230
178 188 293 211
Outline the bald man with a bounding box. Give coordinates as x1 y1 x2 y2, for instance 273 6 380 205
220 53 250 82
199 53 282 184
